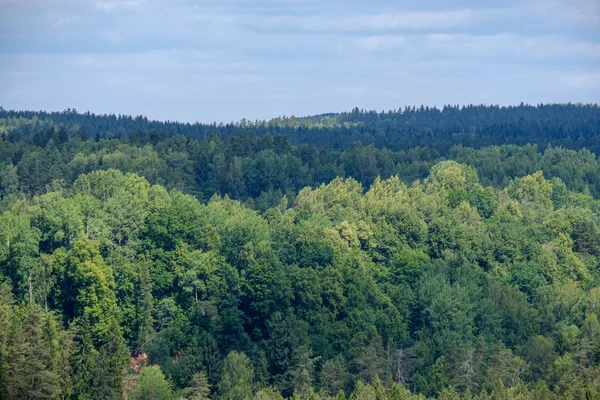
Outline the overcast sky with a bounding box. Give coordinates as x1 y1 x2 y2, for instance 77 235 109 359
0 0 599 123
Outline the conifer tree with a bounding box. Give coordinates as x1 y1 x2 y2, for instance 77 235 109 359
131 365 173 400
218 351 254 400
184 371 211 400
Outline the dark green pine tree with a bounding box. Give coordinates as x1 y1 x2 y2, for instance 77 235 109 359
0 285 13 400
137 260 154 352
97 320 129 399
320 355 348 397
57 126 69 144
7 304 62 399
71 319 100 400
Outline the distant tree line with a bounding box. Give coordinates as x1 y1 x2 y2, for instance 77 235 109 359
2 103 600 153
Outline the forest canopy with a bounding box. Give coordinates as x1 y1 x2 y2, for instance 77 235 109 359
0 104 600 399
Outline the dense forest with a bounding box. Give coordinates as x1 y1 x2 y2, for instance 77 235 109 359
1 104 600 399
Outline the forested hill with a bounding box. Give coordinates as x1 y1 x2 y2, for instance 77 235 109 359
1 104 600 210
1 164 600 399
2 103 600 154
1 105 600 399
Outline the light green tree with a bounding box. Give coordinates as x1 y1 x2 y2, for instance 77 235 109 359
66 236 119 344
131 365 173 400
184 371 211 400
218 351 255 400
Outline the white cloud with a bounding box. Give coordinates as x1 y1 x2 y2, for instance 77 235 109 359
53 15 84 27
357 35 408 50
96 0 143 12
561 72 600 89
191 8 515 32
106 30 121 44
526 0 600 25
357 33 600 61
69 50 258 73
425 34 600 59
78 55 96 67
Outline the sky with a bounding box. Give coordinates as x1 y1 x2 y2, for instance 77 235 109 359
0 0 599 123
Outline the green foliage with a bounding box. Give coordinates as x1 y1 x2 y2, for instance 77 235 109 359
131 365 174 400
218 351 255 400
2 105 600 399
184 371 211 400
4 303 62 399
349 380 376 400
96 320 129 399
66 236 119 344
320 355 348 397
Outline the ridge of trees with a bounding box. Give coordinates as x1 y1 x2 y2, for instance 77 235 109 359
1 104 600 211
2 103 600 153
